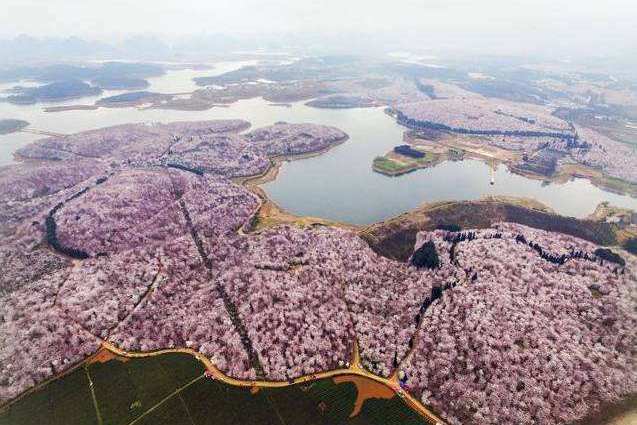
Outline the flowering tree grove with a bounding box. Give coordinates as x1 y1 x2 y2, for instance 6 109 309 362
1 121 635 425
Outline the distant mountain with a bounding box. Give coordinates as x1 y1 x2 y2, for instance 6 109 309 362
0 61 164 83
0 35 172 66
0 35 114 64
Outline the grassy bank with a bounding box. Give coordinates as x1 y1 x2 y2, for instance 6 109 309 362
360 197 620 261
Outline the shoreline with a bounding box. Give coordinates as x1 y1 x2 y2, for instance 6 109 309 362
375 144 637 200
234 133 635 257
358 196 633 262
238 135 360 232
384 111 637 199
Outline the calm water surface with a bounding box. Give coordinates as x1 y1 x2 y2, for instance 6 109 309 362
1 64 636 224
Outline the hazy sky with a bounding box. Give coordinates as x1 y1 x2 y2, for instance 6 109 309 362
2 0 635 53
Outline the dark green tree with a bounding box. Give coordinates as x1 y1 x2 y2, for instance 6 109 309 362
411 241 440 269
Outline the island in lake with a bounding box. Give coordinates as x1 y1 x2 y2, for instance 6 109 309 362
3 79 102 104
0 119 29 135
0 62 165 104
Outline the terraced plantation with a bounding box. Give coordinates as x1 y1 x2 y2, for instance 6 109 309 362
0 352 429 425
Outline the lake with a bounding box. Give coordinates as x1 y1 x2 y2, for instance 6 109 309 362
1 62 636 224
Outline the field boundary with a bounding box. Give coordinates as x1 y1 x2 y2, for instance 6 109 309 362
101 341 445 425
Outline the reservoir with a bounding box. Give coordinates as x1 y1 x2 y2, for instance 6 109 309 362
1 64 636 224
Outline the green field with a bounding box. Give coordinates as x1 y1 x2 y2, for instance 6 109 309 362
0 353 430 425
373 151 440 176
373 156 411 173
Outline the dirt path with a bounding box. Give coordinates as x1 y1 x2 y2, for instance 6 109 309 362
333 375 395 417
